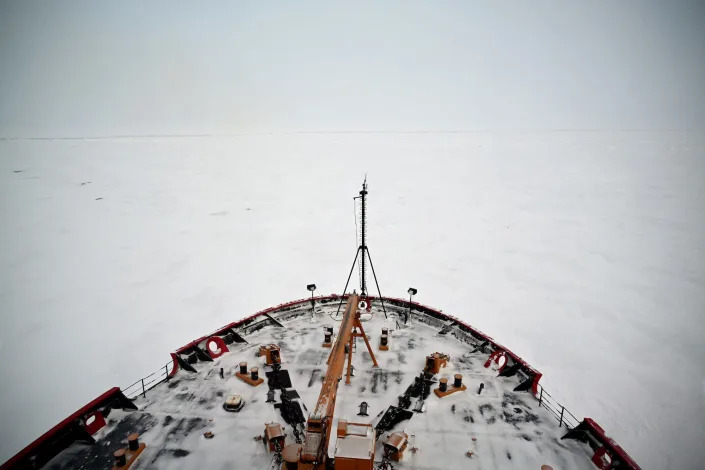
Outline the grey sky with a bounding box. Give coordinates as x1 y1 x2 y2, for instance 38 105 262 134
1 1 704 134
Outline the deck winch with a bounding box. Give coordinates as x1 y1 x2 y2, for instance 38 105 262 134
424 352 449 374
259 343 282 365
382 431 409 462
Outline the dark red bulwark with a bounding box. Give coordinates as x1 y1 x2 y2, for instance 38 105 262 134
563 418 642 470
206 336 229 359
0 387 136 470
83 410 106 435
168 352 180 378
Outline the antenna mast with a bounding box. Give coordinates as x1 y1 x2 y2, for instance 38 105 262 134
337 178 387 319
359 178 368 296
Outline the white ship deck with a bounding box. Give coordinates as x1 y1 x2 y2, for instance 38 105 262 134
43 297 598 469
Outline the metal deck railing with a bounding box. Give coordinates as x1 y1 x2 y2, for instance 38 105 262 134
535 383 581 430
122 361 173 400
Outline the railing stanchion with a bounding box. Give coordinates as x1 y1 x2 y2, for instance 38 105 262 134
141 378 146 398
165 364 169 381
559 405 564 427
538 387 543 407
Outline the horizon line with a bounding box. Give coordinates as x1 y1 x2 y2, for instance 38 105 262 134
1 128 704 141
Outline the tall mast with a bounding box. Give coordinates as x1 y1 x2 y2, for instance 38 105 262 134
359 178 368 296
336 177 388 319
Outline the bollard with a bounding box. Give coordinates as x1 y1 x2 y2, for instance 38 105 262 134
380 334 388 346
239 362 248 375
439 378 448 393
127 433 139 451
454 374 463 388
251 367 259 381
477 383 485 395
358 401 369 416
114 449 127 467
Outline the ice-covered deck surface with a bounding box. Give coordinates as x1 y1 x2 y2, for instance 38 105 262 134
53 301 594 469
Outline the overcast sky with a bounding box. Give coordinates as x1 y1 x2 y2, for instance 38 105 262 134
1 0 703 137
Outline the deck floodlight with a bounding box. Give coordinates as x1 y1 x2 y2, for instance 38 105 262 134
308 284 317 310
406 288 417 324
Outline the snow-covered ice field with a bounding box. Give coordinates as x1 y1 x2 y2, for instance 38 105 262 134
1 131 704 468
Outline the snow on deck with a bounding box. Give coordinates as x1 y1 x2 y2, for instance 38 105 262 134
47 300 595 469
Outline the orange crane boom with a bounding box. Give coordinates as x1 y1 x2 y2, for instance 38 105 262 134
300 294 358 466
298 294 378 468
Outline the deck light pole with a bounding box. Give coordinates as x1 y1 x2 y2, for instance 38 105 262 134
407 288 417 324
307 284 317 309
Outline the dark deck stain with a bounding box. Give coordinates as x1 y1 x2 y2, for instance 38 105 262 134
308 368 321 388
